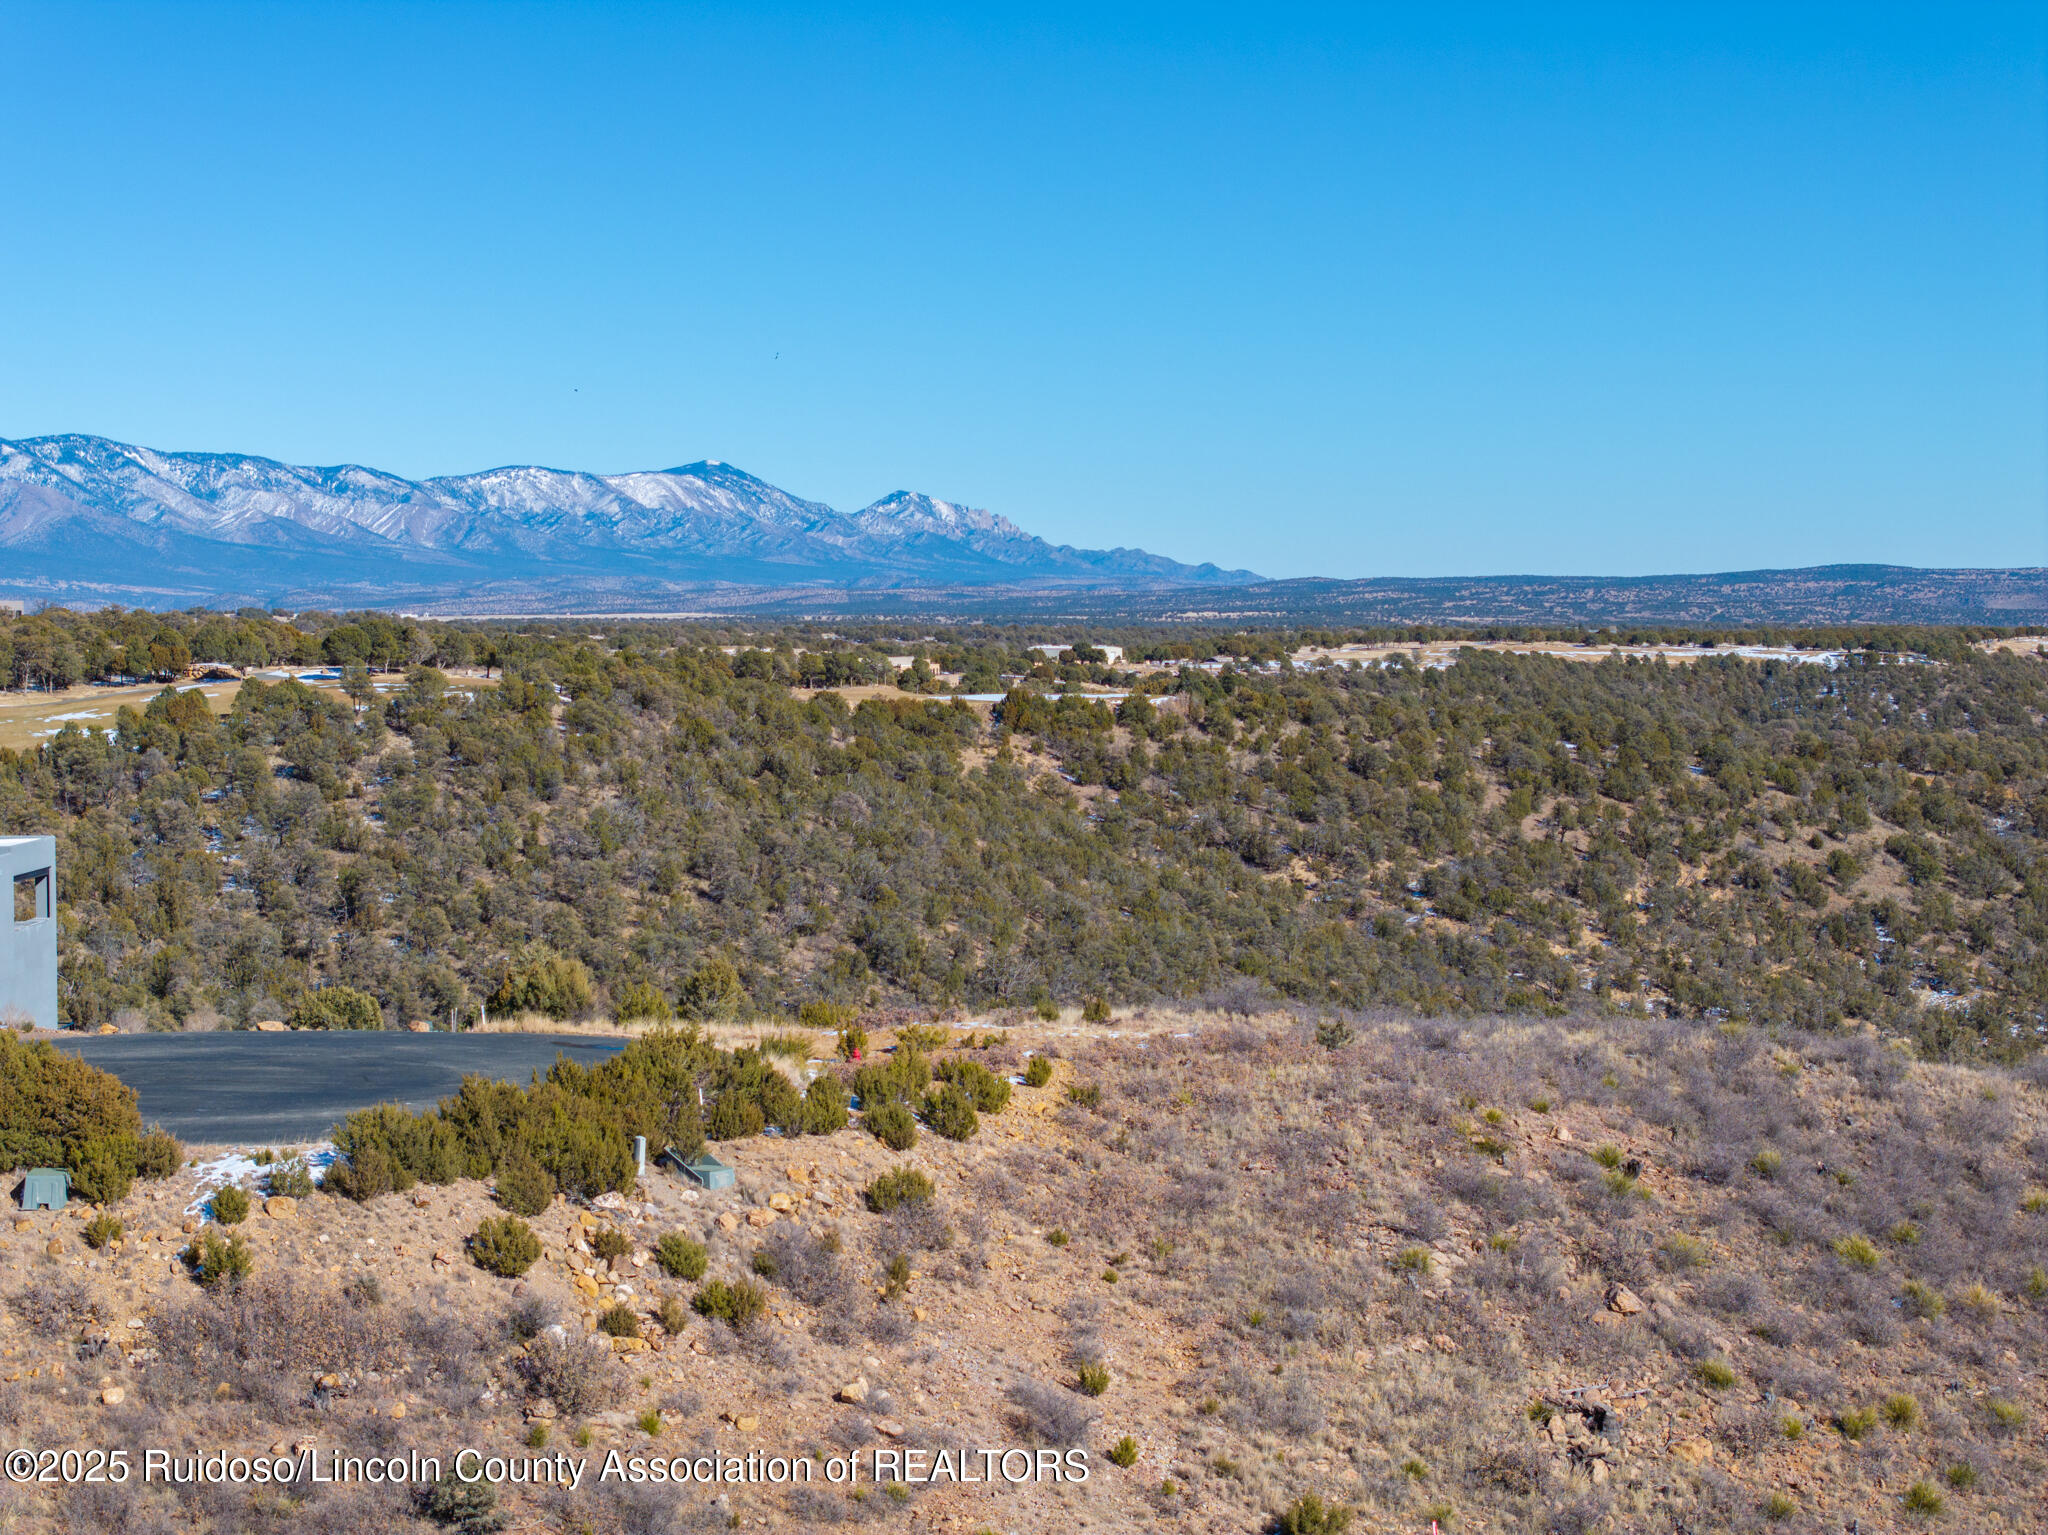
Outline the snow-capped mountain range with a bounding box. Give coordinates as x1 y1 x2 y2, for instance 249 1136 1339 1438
0 434 1259 609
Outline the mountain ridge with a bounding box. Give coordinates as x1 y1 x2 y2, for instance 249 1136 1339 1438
0 433 1260 607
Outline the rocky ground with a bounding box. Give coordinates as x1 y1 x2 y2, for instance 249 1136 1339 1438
1 1011 2044 1534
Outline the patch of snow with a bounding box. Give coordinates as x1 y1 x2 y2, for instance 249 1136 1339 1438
182 1142 339 1215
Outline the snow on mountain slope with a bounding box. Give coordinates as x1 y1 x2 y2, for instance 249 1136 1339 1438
0 434 1261 602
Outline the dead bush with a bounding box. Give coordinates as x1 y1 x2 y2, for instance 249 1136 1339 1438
517 1332 617 1416
1006 1378 1096 1446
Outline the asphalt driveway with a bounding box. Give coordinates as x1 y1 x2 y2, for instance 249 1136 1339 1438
50 1031 627 1144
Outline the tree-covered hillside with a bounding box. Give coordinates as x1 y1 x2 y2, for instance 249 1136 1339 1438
1 609 2043 1061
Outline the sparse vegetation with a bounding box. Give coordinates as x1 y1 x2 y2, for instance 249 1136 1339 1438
865 1167 935 1212
1834 1235 1881 1269
1276 1492 1355 1535
1903 1480 1945 1515
864 1100 919 1152
493 1147 554 1216
692 1278 768 1330
655 1233 709 1281
211 1185 250 1225
267 1157 315 1199
920 1082 980 1141
469 1215 541 1278
187 1229 252 1288
596 1304 641 1338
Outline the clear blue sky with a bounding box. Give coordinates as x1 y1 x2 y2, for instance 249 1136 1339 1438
2 3 2042 578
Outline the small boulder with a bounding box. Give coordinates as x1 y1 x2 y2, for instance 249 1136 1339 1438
526 1398 558 1421
253 1019 288 1032
100 1386 125 1406
874 1418 905 1438
387 1402 406 1420
836 1378 869 1404
264 1197 298 1219
1607 1286 1644 1317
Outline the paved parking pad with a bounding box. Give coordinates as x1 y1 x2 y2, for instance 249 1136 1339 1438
51 1032 627 1143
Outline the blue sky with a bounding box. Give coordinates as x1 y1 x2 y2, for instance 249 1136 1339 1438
1 3 2042 579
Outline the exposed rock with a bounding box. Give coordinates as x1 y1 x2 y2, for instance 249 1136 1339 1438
526 1398 557 1421
1608 1286 1644 1316
1670 1436 1713 1465
746 1208 776 1228
836 1377 869 1404
716 1213 740 1234
874 1418 906 1438
253 1019 288 1032
100 1387 124 1406
264 1197 298 1219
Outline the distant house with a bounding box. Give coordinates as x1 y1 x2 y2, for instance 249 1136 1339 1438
0 837 57 1029
0 600 24 615
1029 643 1124 665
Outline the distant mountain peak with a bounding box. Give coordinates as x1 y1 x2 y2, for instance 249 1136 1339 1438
0 433 1260 609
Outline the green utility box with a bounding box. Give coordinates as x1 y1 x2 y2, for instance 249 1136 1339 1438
21 1169 69 1211
659 1148 735 1190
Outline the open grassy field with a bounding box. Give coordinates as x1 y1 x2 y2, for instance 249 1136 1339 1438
0 679 246 752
